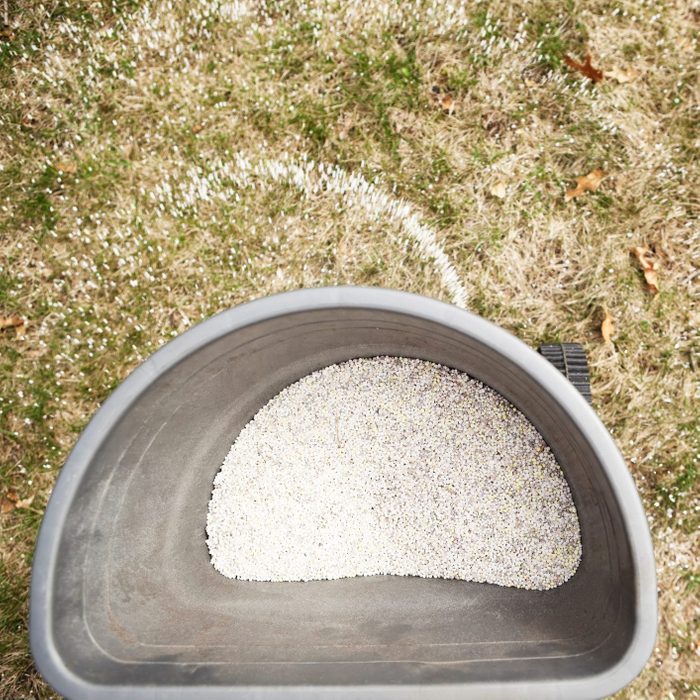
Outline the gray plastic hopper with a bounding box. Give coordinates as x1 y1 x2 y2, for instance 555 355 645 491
30 287 656 699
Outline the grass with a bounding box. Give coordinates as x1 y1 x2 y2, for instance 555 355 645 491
0 0 698 697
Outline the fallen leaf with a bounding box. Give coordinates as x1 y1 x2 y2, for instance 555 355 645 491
439 93 455 114
191 123 204 134
1 491 18 514
55 161 77 174
430 86 455 114
631 246 660 293
489 181 507 199
604 66 640 83
601 308 614 343
643 269 659 293
15 495 34 509
632 247 659 271
565 168 606 201
564 53 604 83
0 315 24 331
1 492 33 513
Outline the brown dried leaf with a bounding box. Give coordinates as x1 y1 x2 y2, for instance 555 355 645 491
632 246 659 271
632 246 660 293
489 181 507 199
604 66 640 84
0 314 24 331
601 308 614 343
1 492 34 513
643 269 659 293
15 495 34 509
429 86 455 114
565 168 606 201
191 123 205 134
1 491 17 514
55 161 77 174
440 93 455 114
564 53 604 83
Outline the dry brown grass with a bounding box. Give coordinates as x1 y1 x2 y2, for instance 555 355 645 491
1 0 698 697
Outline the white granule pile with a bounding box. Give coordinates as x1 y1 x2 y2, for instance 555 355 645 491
206 357 582 590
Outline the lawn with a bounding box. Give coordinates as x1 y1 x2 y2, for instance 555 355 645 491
0 0 697 697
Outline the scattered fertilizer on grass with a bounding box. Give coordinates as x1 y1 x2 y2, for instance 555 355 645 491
206 357 581 590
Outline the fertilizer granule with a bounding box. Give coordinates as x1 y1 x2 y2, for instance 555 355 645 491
206 356 581 590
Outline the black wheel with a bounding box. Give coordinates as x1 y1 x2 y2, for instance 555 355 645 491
538 343 592 404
